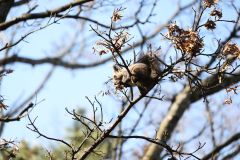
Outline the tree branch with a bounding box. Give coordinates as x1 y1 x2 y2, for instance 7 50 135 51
142 71 240 160
79 94 145 159
0 55 108 69
0 0 93 30
201 132 240 160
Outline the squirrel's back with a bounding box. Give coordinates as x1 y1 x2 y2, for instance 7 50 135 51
113 53 160 93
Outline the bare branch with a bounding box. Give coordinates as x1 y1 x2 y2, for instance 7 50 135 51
202 132 240 160
0 0 93 30
0 103 34 122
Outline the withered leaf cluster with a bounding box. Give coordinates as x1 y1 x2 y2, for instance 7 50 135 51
223 42 240 58
167 23 204 55
204 9 222 30
226 85 238 94
203 0 219 8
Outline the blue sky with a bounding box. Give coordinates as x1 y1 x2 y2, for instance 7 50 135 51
1 0 240 157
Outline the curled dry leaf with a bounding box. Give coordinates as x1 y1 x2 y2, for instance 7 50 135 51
204 19 216 30
224 97 232 105
223 42 240 58
210 9 222 19
226 85 238 94
203 0 219 8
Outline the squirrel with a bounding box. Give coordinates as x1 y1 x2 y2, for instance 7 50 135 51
113 53 160 94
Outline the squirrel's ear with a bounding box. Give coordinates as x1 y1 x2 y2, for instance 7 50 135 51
113 65 120 71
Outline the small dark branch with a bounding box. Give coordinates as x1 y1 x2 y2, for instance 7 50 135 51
0 0 93 30
1 0 196 70
109 135 175 154
66 108 102 132
7 68 54 117
0 138 18 158
120 89 132 103
44 14 111 29
66 109 92 132
45 149 55 160
0 10 70 52
144 95 164 101
189 52 240 103
85 96 97 123
108 135 203 159
94 96 103 123
201 132 240 160
0 139 15 149
74 127 94 155
127 87 160 138
79 93 146 160
0 103 34 122
0 69 13 78
183 124 207 145
194 5 207 31
27 115 73 149
12 0 30 7
222 145 240 160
